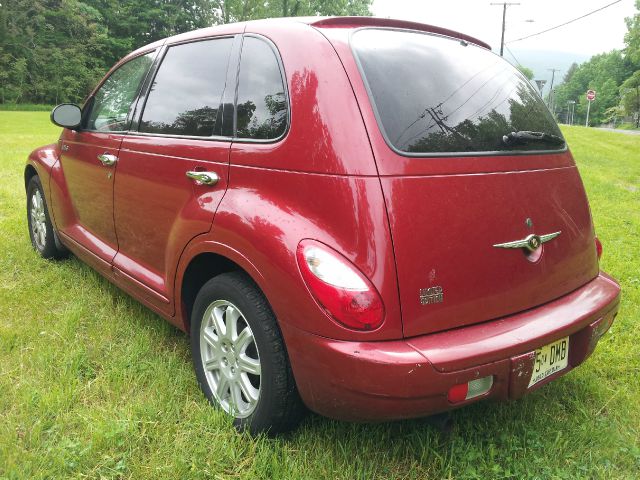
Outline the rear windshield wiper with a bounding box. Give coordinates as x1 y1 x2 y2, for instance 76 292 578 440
502 131 565 147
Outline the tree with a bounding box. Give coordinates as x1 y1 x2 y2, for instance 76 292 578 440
0 0 108 104
563 62 578 84
625 0 640 67
604 104 625 125
216 0 371 23
84 0 220 66
620 70 640 127
0 0 373 105
517 65 534 80
553 51 634 125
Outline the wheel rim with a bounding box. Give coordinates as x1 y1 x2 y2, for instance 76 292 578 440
30 189 47 251
199 300 261 418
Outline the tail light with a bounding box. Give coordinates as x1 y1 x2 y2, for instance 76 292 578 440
296 240 384 331
595 236 603 260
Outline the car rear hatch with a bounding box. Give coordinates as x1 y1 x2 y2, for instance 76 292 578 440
339 26 600 337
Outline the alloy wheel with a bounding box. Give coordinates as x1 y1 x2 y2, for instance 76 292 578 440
30 189 47 251
199 300 261 418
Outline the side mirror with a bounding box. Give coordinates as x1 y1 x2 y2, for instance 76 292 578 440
50 104 82 129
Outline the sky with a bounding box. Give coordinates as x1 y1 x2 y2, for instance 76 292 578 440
372 0 637 57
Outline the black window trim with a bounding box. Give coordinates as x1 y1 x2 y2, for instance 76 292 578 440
231 33 291 144
127 45 166 134
349 26 568 158
128 34 241 142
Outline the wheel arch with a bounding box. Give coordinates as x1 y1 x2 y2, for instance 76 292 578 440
176 242 269 333
25 144 61 227
24 164 39 190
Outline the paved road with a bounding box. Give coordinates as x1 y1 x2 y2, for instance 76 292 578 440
595 127 640 135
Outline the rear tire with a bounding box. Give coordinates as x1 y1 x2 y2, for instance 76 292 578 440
26 176 68 260
190 271 305 435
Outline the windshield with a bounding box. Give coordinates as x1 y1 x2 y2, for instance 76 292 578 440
352 28 565 155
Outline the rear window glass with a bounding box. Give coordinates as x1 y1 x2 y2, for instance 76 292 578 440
352 29 564 155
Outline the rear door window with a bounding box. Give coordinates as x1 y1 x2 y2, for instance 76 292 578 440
352 29 564 155
235 37 288 140
139 37 233 137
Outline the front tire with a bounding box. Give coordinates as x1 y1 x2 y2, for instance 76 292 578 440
190 271 305 435
26 176 68 259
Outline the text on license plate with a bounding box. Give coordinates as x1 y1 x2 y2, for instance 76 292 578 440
528 337 569 388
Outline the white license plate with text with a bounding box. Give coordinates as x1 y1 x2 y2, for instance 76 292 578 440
528 337 569 388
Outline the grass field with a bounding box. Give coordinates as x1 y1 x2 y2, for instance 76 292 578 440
0 104 54 112
0 112 638 479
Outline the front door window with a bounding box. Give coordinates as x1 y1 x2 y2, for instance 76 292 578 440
85 52 155 132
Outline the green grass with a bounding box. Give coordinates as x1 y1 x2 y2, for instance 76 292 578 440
1 113 638 479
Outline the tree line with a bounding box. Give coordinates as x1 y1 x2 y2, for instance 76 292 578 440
3 0 640 127
552 0 640 127
0 0 371 105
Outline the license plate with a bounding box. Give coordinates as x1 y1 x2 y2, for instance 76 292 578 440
528 337 569 388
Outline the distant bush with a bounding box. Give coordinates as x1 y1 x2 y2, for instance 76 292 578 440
616 123 639 130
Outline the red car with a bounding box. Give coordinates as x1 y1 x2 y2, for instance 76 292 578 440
26 17 620 434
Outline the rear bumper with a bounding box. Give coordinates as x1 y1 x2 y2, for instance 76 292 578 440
283 272 620 421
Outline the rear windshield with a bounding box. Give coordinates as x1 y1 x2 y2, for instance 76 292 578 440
352 29 565 155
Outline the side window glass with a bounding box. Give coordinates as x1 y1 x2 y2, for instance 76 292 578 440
236 37 288 140
86 52 154 132
139 38 233 137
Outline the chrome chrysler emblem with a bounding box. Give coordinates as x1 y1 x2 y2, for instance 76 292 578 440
493 232 561 252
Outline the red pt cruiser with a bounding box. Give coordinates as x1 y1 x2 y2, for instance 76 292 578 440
26 17 621 434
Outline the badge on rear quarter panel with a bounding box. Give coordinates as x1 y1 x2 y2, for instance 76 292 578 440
419 286 443 305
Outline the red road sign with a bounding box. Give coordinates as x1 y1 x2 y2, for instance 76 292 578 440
586 90 596 101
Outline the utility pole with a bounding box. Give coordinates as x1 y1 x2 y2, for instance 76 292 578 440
490 2 520 56
568 100 576 125
547 68 560 112
567 101 575 125
585 101 591 127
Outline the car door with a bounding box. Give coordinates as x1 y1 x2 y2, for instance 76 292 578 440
56 51 156 270
111 36 239 315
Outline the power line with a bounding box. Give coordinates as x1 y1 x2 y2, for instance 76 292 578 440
506 0 623 44
504 44 523 68
394 61 501 145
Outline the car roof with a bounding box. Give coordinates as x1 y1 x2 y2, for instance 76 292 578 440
126 16 490 60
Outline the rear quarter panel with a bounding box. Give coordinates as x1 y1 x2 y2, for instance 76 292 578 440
209 167 402 341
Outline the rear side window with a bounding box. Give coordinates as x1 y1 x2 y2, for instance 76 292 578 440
139 38 233 137
352 29 564 155
235 37 287 140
